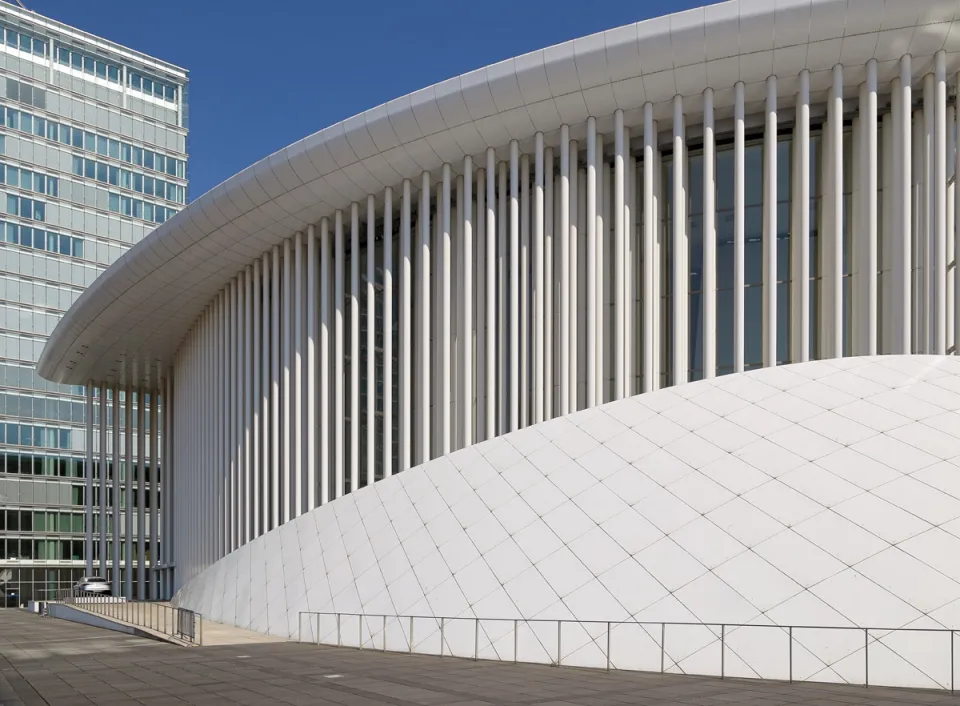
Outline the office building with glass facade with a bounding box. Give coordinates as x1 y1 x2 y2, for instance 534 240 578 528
38 0 960 689
0 3 187 603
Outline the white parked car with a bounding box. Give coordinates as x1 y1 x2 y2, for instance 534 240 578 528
75 576 110 595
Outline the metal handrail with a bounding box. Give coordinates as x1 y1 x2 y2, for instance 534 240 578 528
47 589 202 645
297 611 957 693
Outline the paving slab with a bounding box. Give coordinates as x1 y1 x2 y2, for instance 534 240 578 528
0 608 953 705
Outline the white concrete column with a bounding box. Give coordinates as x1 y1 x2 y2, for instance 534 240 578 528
734 81 745 373
236 272 245 543
485 149 496 438
520 153 530 427
136 388 145 599
509 141 520 432
383 189 394 474
433 182 442 453
149 384 158 596
534 135 544 423
84 382 93 576
498 161 507 434
544 147 554 417
896 56 912 354
307 224 317 509
400 181 412 470
796 71 811 362
916 96 927 353
614 109 625 398
672 94 686 386
253 257 262 534
591 133 611 404
923 74 934 353
703 88 716 379
334 211 345 496
477 167 487 436
229 285 237 551
455 174 464 446
123 386 132 598
626 144 636 394
350 203 360 489
955 75 960 353
260 255 269 529
559 126 571 415
111 384 120 592
764 75 778 368
98 383 107 578
934 51 947 354
569 143 579 409
642 104 654 392
160 376 169 595
829 64 844 358
367 196 376 484
419 172 432 462
441 165 452 454
462 160 473 444
212 296 220 558
584 119 595 408
270 246 280 522
319 220 330 502
281 240 292 522
866 60 878 355
245 262 254 535
950 102 957 354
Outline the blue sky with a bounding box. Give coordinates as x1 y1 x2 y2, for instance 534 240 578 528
26 0 713 200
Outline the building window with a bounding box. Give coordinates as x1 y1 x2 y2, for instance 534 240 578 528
55 46 121 84
73 155 184 204
1 25 46 57
127 71 177 103
0 104 186 178
4 194 45 222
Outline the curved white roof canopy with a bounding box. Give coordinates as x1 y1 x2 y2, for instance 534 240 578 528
38 0 960 386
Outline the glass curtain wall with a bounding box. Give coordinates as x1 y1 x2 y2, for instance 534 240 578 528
655 125 857 384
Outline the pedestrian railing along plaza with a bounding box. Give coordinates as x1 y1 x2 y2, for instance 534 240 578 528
47 588 202 645
298 612 957 693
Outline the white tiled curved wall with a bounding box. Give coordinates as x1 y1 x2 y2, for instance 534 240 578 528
176 355 960 689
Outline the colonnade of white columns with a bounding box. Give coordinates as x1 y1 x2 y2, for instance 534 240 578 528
83 382 164 599
139 54 959 591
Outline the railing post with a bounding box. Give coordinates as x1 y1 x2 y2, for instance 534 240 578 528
317 614 321 645
557 621 561 667
514 619 518 664
721 624 725 679
439 617 445 657
789 626 793 684
198 614 203 646
337 613 341 647
383 615 387 651
606 621 611 671
359 616 363 651
474 618 479 660
864 628 869 688
409 616 414 653
661 623 666 674
951 630 955 695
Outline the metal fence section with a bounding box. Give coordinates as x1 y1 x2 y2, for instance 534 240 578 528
297 612 957 693
51 589 202 645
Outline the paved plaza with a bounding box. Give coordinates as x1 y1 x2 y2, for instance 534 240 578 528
0 609 954 705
